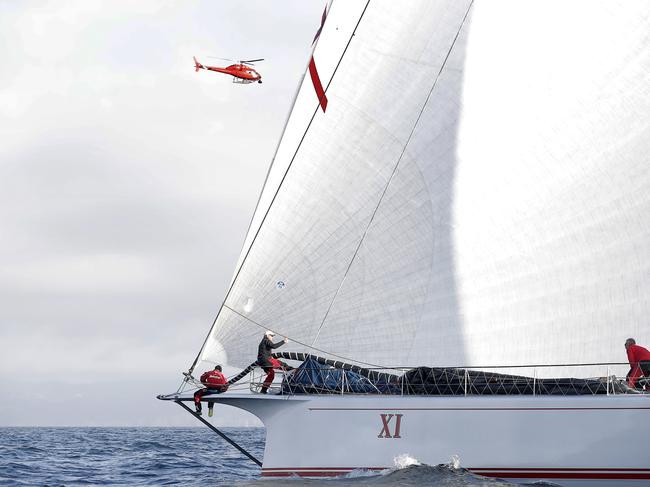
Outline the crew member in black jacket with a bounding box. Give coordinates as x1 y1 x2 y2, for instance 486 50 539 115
257 330 288 393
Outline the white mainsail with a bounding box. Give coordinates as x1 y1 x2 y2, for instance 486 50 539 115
195 0 650 377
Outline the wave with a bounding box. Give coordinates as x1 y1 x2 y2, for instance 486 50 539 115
242 462 554 487
0 428 561 487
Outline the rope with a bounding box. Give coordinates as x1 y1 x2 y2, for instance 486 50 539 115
224 304 388 369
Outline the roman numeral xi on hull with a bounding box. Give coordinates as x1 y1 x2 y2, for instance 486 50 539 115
378 413 403 439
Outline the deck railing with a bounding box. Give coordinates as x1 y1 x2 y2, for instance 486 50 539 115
244 362 647 397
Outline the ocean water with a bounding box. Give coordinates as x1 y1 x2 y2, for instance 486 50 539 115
0 427 556 486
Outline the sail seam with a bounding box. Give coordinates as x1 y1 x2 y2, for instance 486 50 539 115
235 0 334 283
187 0 373 374
310 0 475 350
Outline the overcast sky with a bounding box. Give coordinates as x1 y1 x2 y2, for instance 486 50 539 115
0 1 324 426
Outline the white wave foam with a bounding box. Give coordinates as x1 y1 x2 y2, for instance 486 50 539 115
449 454 461 469
344 468 386 478
392 453 422 469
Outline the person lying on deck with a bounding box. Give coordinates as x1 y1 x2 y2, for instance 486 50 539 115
257 330 292 394
194 364 228 416
624 338 650 389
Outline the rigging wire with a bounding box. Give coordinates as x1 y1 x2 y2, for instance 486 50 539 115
175 400 262 467
186 0 373 377
311 0 476 346
224 304 387 368
239 0 334 250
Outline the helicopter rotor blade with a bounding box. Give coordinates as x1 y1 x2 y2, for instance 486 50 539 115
241 58 264 65
208 56 236 62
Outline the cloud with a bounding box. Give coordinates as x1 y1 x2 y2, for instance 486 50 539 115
0 0 323 425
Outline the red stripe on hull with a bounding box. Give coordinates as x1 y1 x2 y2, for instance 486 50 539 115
475 471 650 480
309 407 650 411
262 467 650 480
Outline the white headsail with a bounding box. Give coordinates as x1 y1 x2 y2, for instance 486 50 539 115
195 0 650 378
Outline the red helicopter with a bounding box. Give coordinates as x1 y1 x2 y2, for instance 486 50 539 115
193 56 263 84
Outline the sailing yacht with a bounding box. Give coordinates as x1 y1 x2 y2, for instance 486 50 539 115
160 1 650 484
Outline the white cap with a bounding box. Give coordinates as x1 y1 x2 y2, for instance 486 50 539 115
265 330 275 337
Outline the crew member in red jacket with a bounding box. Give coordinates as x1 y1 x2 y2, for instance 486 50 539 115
194 365 228 416
624 338 650 389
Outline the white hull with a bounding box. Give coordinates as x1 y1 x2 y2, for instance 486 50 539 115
208 393 650 485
